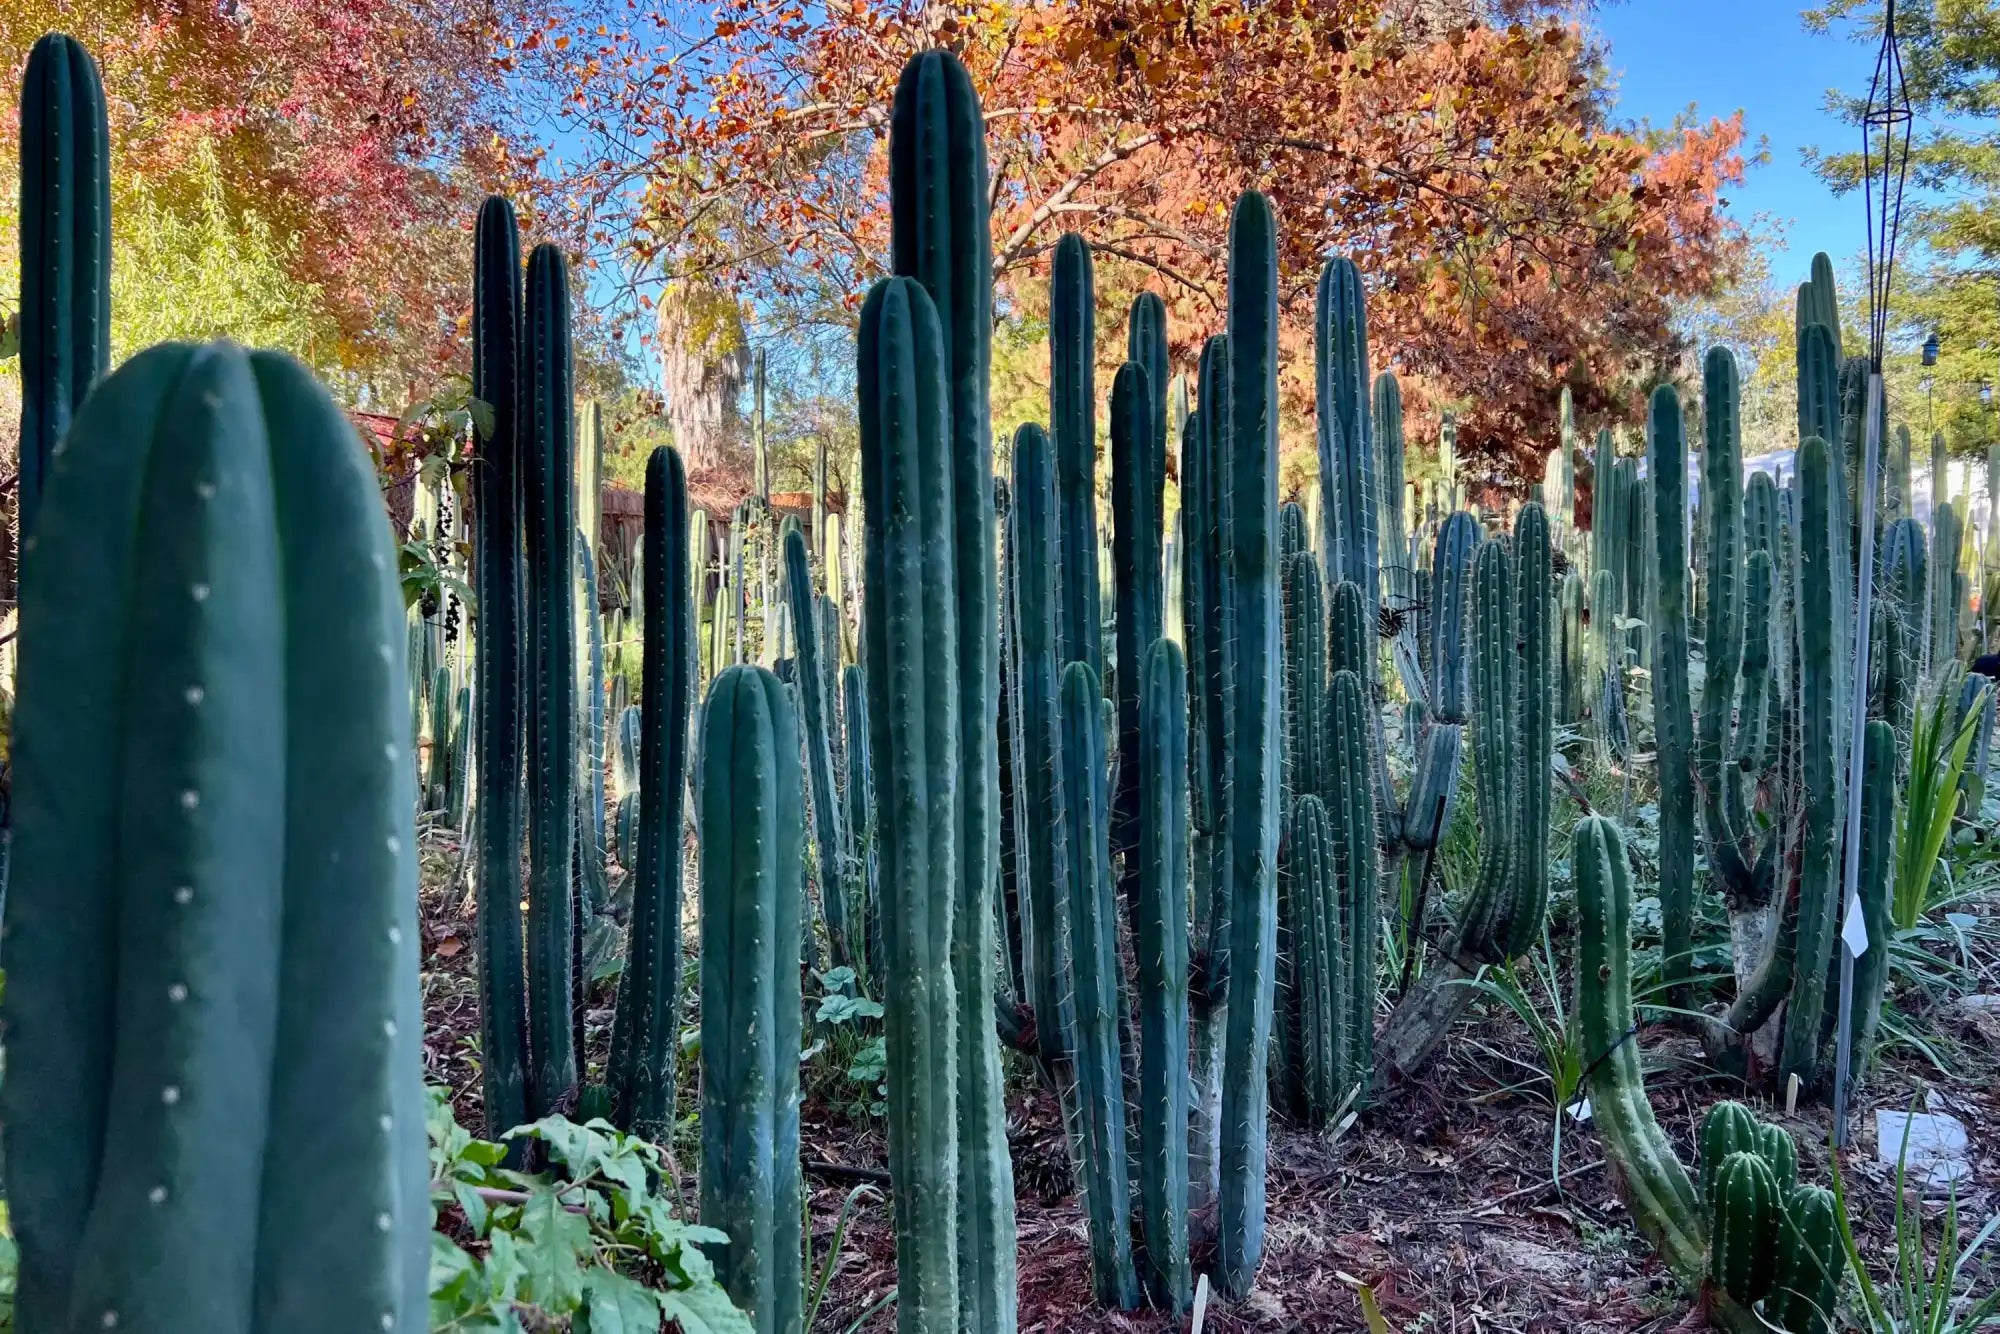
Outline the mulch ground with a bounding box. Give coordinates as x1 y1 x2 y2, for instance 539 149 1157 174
416 829 2000 1333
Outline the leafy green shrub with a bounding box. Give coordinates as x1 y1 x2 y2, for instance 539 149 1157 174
427 1089 752 1332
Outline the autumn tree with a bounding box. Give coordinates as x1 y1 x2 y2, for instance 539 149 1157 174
0 0 556 398
542 0 1747 481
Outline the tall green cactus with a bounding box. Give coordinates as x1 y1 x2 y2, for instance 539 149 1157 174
1698 350 1781 930
1135 639 1191 1313
1218 190 1281 1299
1400 511 1478 854
576 539 611 921
469 197 529 1141
1328 667 1379 1102
887 53 1016 1327
1559 569 1586 723
858 275 974 1329
1011 425 1074 1079
697 665 804 1334
1287 792 1338 1124
1274 552 1325 1113
1053 232 1101 674
4 341 428 1331
1782 436 1845 1091
1933 501 1964 669
1649 385 1696 993
18 32 112 541
523 242 579 1116
607 447 694 1136
843 663 880 981
1060 662 1139 1308
1183 337 1231 1222
1377 372 1409 602
1458 537 1517 962
783 525 850 967
1129 292 1169 460
1111 360 1164 888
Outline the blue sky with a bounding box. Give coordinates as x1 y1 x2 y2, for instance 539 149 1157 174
1596 1 1880 275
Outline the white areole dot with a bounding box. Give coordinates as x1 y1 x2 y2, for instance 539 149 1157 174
386 836 401 855
168 984 188 1003
379 1114 394 1133
100 1311 117 1329
385 743 399 762
196 480 216 500
174 886 194 905
148 1186 167 1205
161 1086 180 1106
383 1020 397 1038
375 1212 393 1232
179 790 200 812
185 686 205 706
387 926 402 945
191 584 210 603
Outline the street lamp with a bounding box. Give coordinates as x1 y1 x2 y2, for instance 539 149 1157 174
1923 331 1940 366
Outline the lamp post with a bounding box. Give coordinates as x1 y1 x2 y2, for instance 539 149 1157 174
1834 0 1915 1151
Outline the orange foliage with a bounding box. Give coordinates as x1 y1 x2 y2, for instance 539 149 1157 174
553 0 1747 478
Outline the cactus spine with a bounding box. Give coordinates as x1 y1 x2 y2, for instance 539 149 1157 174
858 275 966 1329
523 242 579 1116
18 32 112 541
5 342 428 1330
1218 191 1281 1298
1135 640 1191 1312
469 200 529 1141
1649 385 1696 994
607 446 694 1135
697 666 804 1334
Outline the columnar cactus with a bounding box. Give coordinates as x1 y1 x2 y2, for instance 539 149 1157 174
1053 232 1102 675
1060 662 1139 1308
523 242 579 1117
1111 360 1164 890
1559 569 1586 723
1328 668 1380 1101
1400 511 1479 854
697 665 804 1334
1649 385 1696 993
608 447 695 1136
576 539 611 919
471 197 529 1141
1376 372 1410 615
1183 337 1231 1221
843 663 881 982
5 342 429 1331
1288 793 1338 1122
1135 640 1191 1313
1782 436 1845 1092
888 54 1016 1328
1933 501 1964 669
784 525 851 967
1458 537 1517 962
1011 424 1074 1083
1218 191 1281 1299
859 274 978 1330
1130 292 1170 460
18 32 112 541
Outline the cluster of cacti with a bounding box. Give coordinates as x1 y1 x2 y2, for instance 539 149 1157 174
4 341 429 1329
1574 817 1848 1333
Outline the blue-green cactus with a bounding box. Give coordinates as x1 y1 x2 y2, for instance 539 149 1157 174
4 341 428 1331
